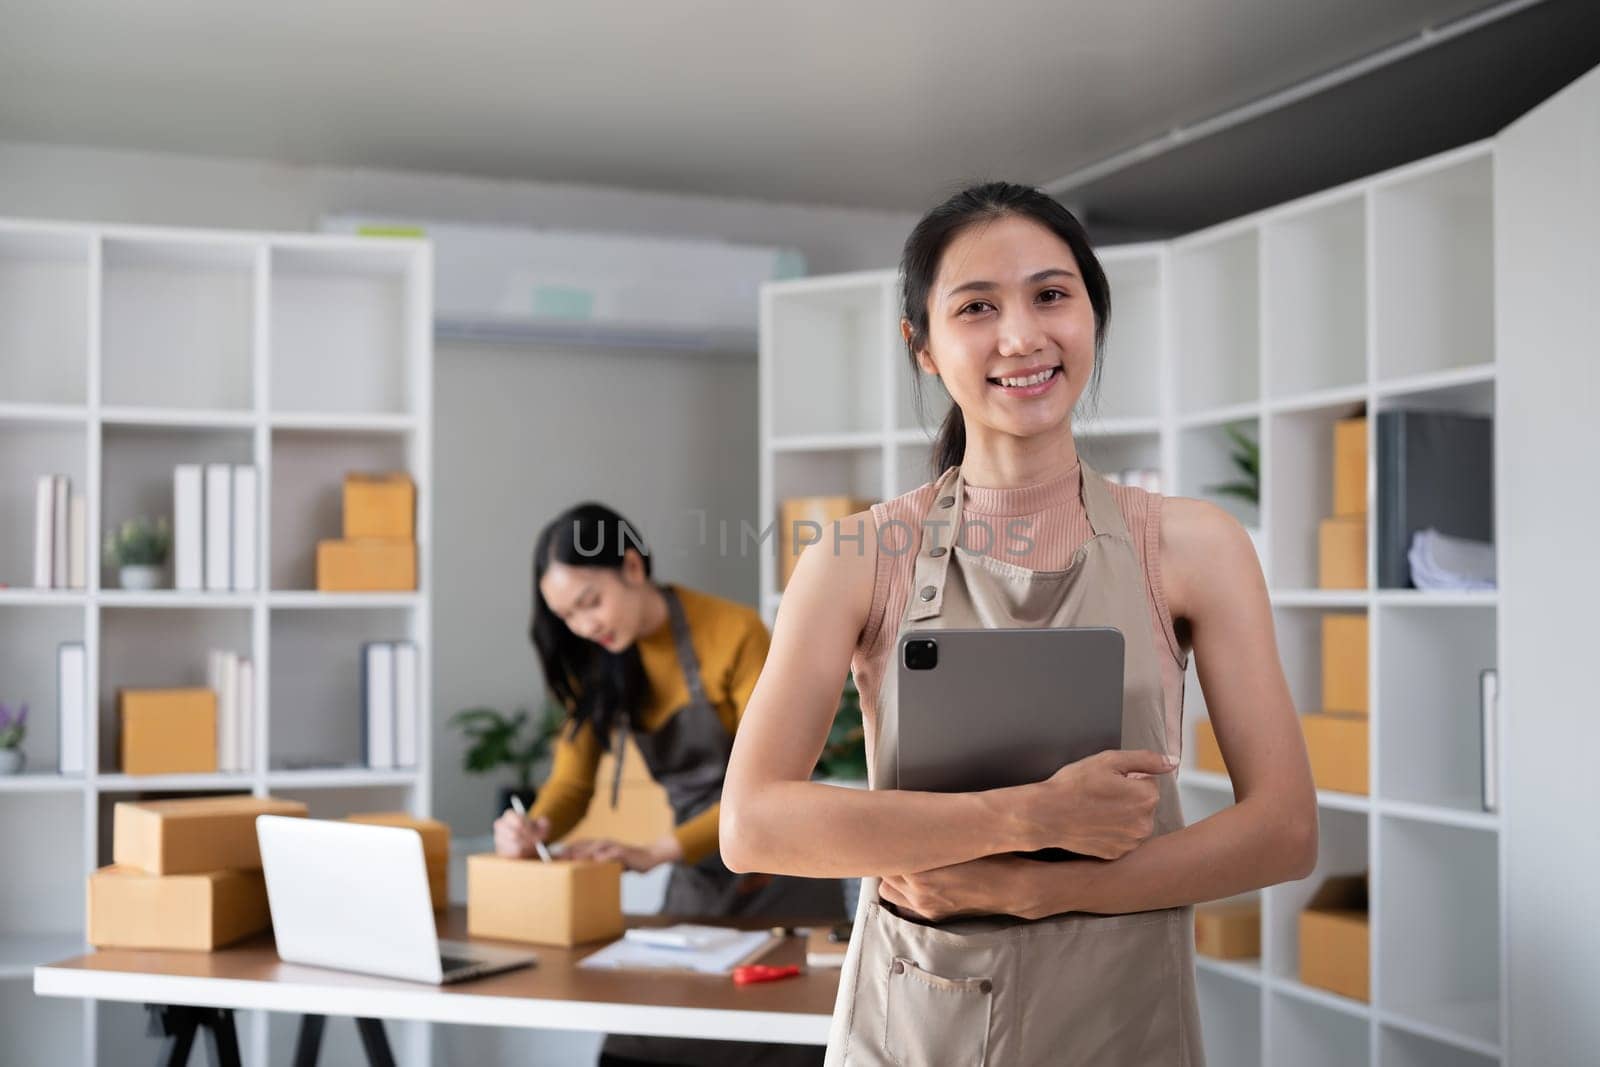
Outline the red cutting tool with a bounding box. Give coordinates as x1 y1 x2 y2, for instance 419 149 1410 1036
731 964 801 985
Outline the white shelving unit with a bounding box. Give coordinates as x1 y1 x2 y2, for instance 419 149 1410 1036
0 218 432 1066
760 143 1503 1065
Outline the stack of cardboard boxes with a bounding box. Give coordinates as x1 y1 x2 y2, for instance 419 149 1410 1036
778 495 874 590
88 795 305 951
117 688 218 775
1299 873 1370 1001
317 472 417 592
1319 416 1367 589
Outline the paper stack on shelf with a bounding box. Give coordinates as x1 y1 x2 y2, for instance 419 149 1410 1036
207 650 254 774
1406 528 1496 591
174 463 258 592
32 474 86 590
362 639 419 769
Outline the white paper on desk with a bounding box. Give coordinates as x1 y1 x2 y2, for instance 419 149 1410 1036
579 929 774 975
624 924 748 951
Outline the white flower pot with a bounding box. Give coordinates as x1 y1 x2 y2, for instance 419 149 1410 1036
0 749 24 775
119 564 164 591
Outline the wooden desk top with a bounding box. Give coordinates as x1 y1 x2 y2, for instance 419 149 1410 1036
34 908 842 1045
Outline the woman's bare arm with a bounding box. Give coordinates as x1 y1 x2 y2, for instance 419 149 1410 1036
881 499 1318 919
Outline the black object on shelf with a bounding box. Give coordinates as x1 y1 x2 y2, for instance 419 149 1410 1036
1376 410 1494 589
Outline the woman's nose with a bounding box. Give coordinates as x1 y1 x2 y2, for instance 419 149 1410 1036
997 305 1046 357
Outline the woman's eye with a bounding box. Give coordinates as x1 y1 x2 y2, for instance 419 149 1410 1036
1038 288 1068 304
958 300 994 316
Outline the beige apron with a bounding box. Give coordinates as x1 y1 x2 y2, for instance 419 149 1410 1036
824 463 1204 1067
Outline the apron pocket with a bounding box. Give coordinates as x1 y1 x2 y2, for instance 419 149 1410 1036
884 956 993 1067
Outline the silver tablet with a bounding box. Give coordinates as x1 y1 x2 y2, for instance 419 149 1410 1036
896 626 1125 793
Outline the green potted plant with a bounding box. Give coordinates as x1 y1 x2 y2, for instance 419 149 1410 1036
1204 423 1264 555
104 516 172 591
0 701 27 775
450 698 566 820
814 676 868 783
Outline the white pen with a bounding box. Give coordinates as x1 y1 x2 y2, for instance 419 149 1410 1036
508 795 554 863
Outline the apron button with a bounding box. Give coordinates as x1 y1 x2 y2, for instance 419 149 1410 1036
937 495 955 509
978 980 993 994
919 586 937 602
928 546 947 558
892 961 906 975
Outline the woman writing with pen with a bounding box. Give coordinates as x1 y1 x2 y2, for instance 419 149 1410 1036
493 501 840 1067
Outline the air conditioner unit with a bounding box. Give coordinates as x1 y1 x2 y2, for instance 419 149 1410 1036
322 216 805 355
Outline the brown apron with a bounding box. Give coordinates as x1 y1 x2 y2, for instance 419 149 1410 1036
824 463 1205 1067
601 584 843 1066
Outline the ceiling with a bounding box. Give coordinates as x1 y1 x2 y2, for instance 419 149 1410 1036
1 0 1595 231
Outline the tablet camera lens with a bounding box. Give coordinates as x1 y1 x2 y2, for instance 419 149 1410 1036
904 639 938 671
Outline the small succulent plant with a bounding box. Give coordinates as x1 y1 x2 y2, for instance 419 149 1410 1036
103 515 172 567
0 701 27 750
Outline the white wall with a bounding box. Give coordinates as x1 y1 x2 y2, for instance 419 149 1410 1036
0 138 914 837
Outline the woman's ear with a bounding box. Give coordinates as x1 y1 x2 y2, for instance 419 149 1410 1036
903 318 938 377
620 548 646 585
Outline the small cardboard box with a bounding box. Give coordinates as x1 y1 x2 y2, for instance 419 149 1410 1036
88 865 270 951
1299 874 1370 1002
1318 516 1366 590
1322 613 1369 715
467 854 623 947
114 795 308 875
344 812 450 910
316 538 416 592
1301 713 1368 795
1195 900 1261 960
778 495 874 590
344 472 415 540
1193 719 1226 775
1333 416 1367 517
118 688 217 776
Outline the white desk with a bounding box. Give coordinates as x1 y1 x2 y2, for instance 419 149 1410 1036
34 909 838 1062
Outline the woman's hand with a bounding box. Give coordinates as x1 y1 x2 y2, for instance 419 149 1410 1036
562 833 684 873
1016 749 1176 859
880 855 1038 922
493 810 551 859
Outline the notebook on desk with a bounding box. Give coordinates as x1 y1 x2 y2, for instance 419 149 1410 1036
578 925 780 976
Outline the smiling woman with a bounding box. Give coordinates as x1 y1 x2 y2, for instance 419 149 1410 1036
721 182 1318 1066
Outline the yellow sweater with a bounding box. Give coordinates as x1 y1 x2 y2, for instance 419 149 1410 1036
529 584 770 866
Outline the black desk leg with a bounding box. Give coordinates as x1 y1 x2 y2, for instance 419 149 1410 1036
145 1005 241 1067
292 1014 327 1067
355 1017 397 1067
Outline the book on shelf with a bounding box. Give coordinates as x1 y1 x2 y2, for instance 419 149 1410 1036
363 642 396 770
232 465 258 592
33 475 53 588
1481 667 1499 813
51 474 68 589
237 658 255 774
1376 411 1494 589
56 642 86 775
207 649 254 773
204 464 232 592
174 465 204 591
68 492 86 590
394 641 418 769
30 475 85 591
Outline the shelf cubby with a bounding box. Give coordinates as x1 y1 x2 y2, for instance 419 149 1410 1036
772 447 884 506
1373 152 1494 383
1378 818 1500 1051
1263 196 1367 399
1272 605 1366 722
1096 248 1164 420
1173 228 1260 414
269 429 413 591
767 277 889 439
100 238 256 412
0 228 91 407
270 245 417 416
268 608 413 773
1265 402 1366 590
96 606 253 774
891 438 938 497
0 792 84 972
1380 1022 1499 1066
1197 967 1262 1066
1265 806 1366 984
0 604 86 775
1377 604 1495 812
99 424 256 591
1269 992 1370 1067
1178 418 1260 529
1077 429 1163 490
0 978 85 1066
0 420 88 590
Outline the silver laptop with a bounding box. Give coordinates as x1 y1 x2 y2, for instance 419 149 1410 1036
257 815 536 984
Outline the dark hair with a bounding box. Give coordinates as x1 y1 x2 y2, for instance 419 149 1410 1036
901 181 1112 479
530 502 653 750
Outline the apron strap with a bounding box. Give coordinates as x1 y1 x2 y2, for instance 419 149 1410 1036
1079 461 1131 540
904 466 964 623
613 584 717 808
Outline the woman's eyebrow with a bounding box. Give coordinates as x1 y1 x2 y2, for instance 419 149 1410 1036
945 268 1078 299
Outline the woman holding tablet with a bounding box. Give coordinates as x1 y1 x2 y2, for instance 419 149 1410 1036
495 501 839 1066
721 183 1318 1065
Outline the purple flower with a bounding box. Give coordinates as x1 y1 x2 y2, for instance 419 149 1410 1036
0 701 25 745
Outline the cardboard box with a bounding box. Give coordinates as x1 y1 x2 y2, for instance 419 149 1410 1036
1195 900 1261 960
114 795 308 875
316 538 416 592
118 688 218 776
88 865 270 951
1193 719 1226 775
344 472 415 540
1299 874 1369 1001
1322 613 1369 715
778 496 874 590
344 812 450 910
1301 713 1368 795
1318 516 1366 590
1333 416 1367 517
467 854 623 947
